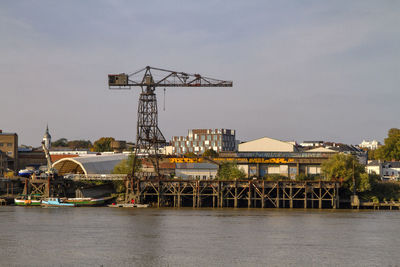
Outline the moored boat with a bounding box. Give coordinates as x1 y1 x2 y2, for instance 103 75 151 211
64 198 105 207
41 198 75 207
14 195 41 206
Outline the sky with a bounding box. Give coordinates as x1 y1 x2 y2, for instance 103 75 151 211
1 0 399 147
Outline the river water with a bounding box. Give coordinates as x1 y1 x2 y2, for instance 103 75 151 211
0 207 399 266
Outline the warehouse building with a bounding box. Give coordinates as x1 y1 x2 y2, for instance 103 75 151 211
213 136 335 179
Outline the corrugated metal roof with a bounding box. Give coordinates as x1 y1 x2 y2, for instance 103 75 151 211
176 163 218 170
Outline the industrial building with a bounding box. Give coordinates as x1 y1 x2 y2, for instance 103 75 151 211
175 162 218 180
212 136 335 179
171 129 236 155
0 130 18 172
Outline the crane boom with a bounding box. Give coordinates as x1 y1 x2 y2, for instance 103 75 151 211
108 66 233 89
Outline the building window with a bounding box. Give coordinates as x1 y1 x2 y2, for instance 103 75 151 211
7 143 12 147
0 143 3 147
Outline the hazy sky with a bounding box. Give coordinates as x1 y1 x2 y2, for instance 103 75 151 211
1 1 399 146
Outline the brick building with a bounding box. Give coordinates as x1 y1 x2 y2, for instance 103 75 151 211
0 130 18 171
171 129 236 155
0 150 6 176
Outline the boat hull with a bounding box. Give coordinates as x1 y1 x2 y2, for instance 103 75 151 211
41 198 75 207
65 198 105 207
14 199 41 206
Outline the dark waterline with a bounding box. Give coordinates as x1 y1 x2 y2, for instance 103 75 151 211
0 207 399 266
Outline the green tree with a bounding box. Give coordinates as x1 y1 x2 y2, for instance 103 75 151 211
67 140 93 150
112 154 142 174
367 149 378 160
93 137 115 152
376 128 400 160
321 153 366 192
217 162 246 180
183 152 197 158
52 138 68 147
203 149 219 158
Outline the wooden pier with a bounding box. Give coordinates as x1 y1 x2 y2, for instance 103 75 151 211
131 180 340 209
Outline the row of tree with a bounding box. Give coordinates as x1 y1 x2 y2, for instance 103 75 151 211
52 137 116 152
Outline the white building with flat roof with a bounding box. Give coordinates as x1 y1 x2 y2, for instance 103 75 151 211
359 140 381 150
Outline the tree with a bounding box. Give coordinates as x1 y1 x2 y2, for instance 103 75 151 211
93 137 115 152
367 148 378 160
52 138 68 147
376 128 400 160
112 154 142 174
321 153 366 192
67 140 93 150
217 162 246 180
203 149 219 158
183 152 197 158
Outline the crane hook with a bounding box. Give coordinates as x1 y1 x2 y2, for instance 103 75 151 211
163 88 166 111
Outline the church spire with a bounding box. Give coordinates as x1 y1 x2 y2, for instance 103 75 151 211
43 124 52 150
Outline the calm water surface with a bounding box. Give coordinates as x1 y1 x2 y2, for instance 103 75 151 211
0 207 399 266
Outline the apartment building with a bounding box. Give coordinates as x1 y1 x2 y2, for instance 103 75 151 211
171 129 236 155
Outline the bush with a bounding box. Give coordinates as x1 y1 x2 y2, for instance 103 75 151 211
264 174 289 181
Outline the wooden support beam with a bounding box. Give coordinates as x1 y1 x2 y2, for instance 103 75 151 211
318 182 322 209
276 182 280 208
248 181 251 208
304 183 307 209
234 180 238 208
261 181 265 208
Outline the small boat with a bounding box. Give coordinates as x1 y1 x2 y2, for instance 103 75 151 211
18 169 34 178
64 198 105 207
108 203 150 208
41 198 75 207
14 195 41 206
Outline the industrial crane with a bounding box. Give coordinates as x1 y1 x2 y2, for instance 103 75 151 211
108 66 232 185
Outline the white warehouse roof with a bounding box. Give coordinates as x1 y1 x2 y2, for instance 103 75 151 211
238 137 298 152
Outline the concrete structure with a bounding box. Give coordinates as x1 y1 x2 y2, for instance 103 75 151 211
0 130 18 171
175 162 219 180
359 140 381 150
172 129 236 155
238 137 299 153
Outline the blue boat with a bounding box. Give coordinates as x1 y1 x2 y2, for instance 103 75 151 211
18 169 34 178
41 198 75 207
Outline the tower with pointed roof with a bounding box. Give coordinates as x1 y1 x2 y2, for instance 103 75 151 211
43 125 52 150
